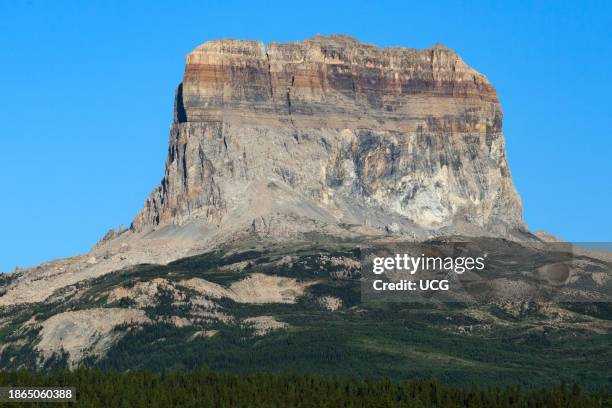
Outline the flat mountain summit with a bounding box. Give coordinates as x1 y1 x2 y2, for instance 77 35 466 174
133 34 524 239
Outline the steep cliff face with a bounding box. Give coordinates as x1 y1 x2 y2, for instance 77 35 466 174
132 35 524 239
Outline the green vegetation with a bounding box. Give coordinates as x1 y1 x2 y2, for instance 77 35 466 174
94 311 611 388
0 369 609 407
0 240 610 392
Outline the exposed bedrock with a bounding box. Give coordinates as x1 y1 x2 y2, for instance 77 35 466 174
132 35 524 239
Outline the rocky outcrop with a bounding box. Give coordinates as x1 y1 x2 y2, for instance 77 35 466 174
36 308 150 368
242 316 289 336
179 273 314 304
132 35 524 239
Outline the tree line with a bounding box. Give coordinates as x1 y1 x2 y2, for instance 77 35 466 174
0 369 609 407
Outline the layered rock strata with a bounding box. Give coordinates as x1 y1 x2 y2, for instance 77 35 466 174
132 35 524 238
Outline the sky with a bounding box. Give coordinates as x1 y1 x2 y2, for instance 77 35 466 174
0 1 610 271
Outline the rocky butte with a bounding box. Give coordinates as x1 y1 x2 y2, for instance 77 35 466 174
2 36 611 378
133 34 524 238
0 35 526 305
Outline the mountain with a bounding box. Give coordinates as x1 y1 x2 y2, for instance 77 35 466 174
0 35 528 306
0 36 609 386
132 34 524 238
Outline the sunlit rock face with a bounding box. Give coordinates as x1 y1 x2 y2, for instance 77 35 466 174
132 35 524 239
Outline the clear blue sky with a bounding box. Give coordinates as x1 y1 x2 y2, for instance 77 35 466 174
0 1 610 271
